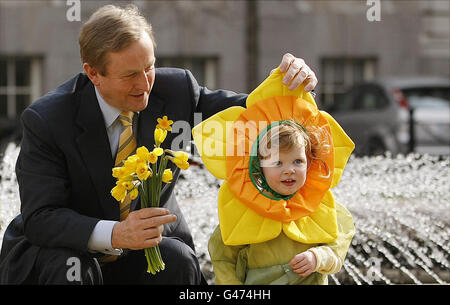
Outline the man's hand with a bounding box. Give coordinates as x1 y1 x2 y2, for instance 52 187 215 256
275 53 318 92
111 208 177 250
289 250 317 277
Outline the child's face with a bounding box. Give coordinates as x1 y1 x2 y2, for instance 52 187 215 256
261 145 308 196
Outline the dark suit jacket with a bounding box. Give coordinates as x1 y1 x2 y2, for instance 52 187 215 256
0 68 247 284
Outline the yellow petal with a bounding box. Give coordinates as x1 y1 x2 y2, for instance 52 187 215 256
123 156 139 173
148 152 158 164
217 181 281 245
153 147 164 156
282 190 338 244
112 167 127 179
173 151 189 162
156 116 173 131
192 106 246 180
120 180 134 190
144 170 152 180
154 128 167 146
111 185 127 202
130 188 139 200
246 67 317 109
136 163 150 180
162 168 173 183
172 158 189 170
320 111 355 188
136 146 150 161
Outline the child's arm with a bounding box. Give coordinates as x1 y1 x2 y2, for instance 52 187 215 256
208 226 247 284
289 246 341 276
309 246 342 274
290 201 355 276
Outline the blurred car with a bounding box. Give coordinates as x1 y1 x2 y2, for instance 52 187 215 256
326 76 450 156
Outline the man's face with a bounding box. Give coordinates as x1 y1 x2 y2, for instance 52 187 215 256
95 31 156 112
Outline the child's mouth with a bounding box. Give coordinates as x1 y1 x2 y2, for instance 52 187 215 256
281 179 296 186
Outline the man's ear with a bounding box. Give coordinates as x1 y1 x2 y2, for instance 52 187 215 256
83 63 101 86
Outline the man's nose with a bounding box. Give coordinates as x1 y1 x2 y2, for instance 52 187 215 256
135 71 150 91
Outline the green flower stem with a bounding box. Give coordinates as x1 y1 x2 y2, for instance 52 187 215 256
149 247 158 272
145 248 156 274
156 245 165 269
140 158 166 274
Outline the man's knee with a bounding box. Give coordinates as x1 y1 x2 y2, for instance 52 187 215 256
159 237 202 284
34 247 102 285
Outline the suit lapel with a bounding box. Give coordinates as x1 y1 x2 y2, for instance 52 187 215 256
75 82 118 220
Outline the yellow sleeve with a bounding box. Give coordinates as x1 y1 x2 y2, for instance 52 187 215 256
309 201 355 274
208 226 247 285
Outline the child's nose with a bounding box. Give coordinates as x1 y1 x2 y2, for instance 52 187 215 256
283 166 296 174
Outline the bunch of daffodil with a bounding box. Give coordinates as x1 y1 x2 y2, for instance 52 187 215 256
110 115 190 274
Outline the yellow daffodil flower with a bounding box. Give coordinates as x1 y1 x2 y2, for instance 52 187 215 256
154 128 167 147
162 168 173 183
173 151 189 162
111 184 127 202
170 156 190 170
123 155 141 173
148 151 158 164
136 146 150 162
120 180 134 190
157 115 174 131
110 115 187 275
112 166 129 179
136 162 152 180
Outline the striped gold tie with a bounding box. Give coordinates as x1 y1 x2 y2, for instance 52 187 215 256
116 111 137 221
98 111 137 265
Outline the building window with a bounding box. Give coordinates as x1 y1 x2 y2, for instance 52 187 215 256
0 57 42 119
320 57 377 110
156 56 219 89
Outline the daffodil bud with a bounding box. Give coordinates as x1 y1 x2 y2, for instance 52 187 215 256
173 151 189 162
154 128 167 147
162 168 173 183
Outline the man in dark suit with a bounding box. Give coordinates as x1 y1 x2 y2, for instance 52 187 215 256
0 4 318 284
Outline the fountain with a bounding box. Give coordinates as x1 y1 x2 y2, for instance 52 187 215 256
1 142 449 284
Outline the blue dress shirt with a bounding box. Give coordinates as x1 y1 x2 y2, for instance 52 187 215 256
87 87 124 255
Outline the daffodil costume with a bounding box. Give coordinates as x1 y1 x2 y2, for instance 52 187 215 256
192 68 355 285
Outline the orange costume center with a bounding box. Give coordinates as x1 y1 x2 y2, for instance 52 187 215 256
226 96 334 223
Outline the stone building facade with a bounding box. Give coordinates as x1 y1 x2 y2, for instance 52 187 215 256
0 0 448 137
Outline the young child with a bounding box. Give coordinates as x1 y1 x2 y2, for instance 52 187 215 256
193 68 355 284
250 120 341 278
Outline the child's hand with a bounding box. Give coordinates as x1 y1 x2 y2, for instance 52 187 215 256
289 250 317 277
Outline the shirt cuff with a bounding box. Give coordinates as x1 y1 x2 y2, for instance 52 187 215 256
87 220 122 256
